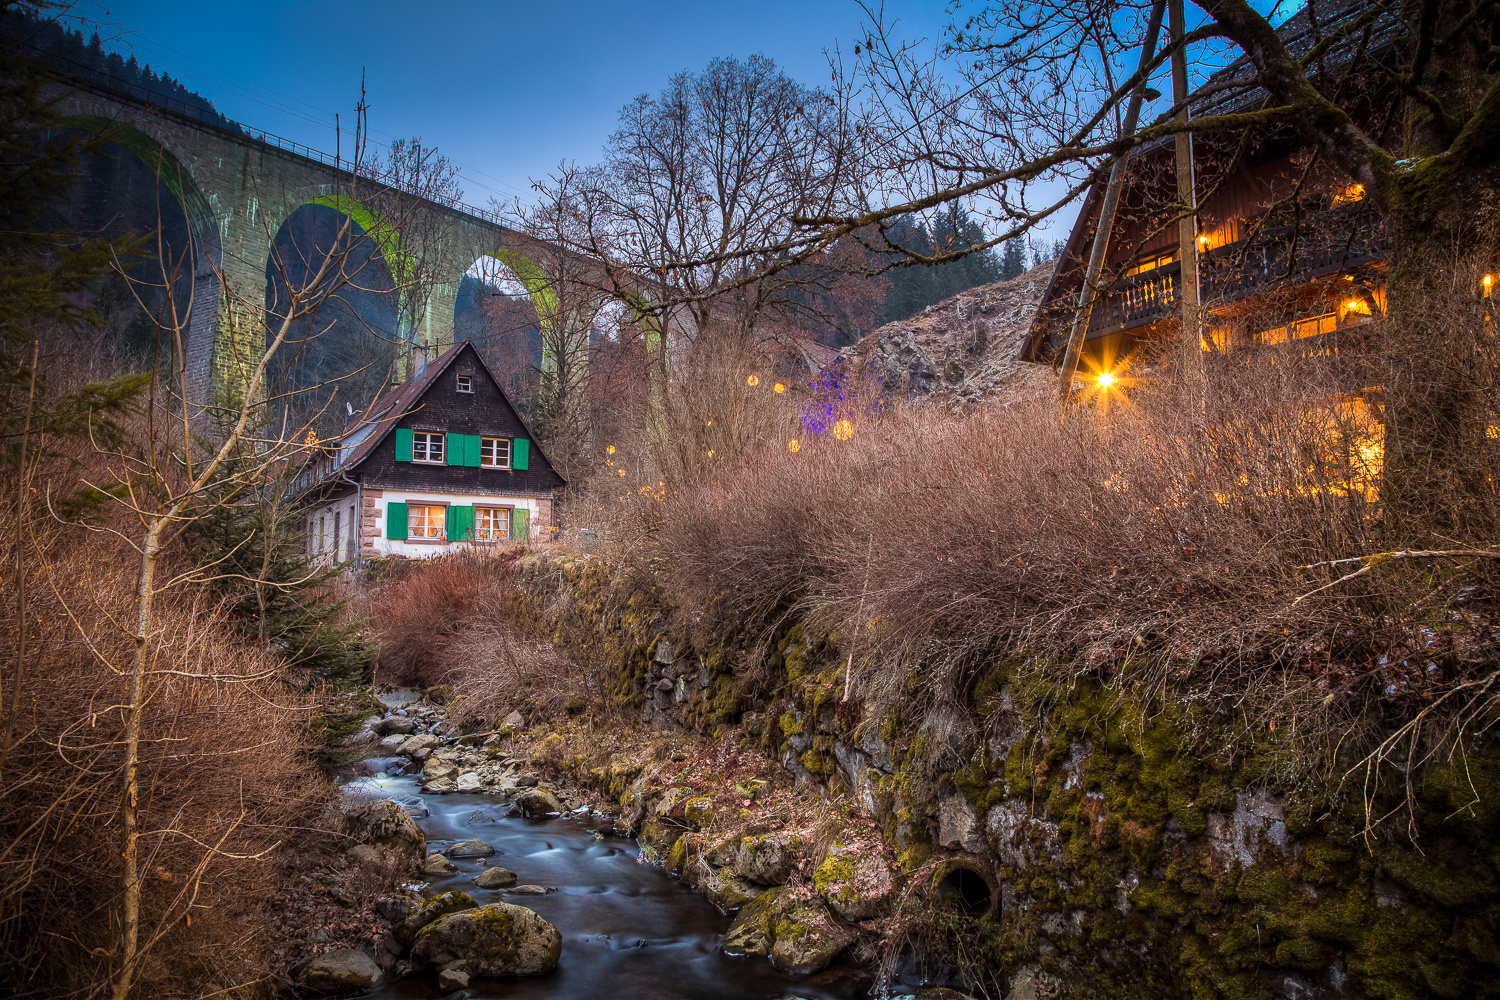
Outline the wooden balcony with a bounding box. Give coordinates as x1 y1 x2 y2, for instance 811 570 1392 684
1078 203 1387 341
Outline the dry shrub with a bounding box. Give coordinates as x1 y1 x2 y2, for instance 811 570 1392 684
0 489 336 997
367 553 490 686
367 548 589 726
655 338 1500 769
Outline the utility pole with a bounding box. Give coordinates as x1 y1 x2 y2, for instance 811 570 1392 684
1171 0 1205 417
1058 0 1168 403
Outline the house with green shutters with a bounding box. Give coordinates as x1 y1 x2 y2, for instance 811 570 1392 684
295 339 566 565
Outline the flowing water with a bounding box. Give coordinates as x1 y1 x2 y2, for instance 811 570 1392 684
343 695 874 1000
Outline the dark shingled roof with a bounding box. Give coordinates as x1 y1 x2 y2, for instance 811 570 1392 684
326 338 562 484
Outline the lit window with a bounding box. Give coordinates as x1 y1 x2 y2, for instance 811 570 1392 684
412 432 444 464
1124 251 1177 277
480 437 511 469
1332 183 1366 207
475 507 510 541
407 504 446 540
456 374 473 393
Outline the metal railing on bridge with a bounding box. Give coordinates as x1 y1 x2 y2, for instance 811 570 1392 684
30 42 522 231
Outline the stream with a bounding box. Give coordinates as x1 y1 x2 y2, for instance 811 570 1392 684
340 696 875 1000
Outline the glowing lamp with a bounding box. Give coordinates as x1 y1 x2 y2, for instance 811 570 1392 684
832 419 854 441
773 383 785 393
1097 371 1114 388
606 444 616 455
747 375 760 386
618 468 626 476
1347 300 1359 310
788 439 800 453
1486 275 1494 292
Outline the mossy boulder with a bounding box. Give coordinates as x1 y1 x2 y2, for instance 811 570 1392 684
735 834 802 885
814 845 894 920
394 891 476 944
722 886 790 956
771 900 851 974
683 796 716 828
512 786 563 818
699 865 760 913
409 902 562 976
720 887 850 974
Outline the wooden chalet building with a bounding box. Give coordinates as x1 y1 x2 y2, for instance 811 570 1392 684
295 340 566 564
1025 3 1393 371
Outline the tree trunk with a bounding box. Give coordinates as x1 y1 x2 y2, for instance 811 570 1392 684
112 519 162 1000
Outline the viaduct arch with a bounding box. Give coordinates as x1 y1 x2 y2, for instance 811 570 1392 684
46 78 615 407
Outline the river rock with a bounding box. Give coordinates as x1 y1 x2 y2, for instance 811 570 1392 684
374 891 424 923
508 884 550 895
473 866 517 888
512 787 563 818
424 759 459 782
395 891 477 944
294 947 382 992
399 734 444 757
437 963 471 990
449 839 495 858
814 845 894 920
378 734 409 752
503 710 526 730
735 834 802 885
456 772 483 792
343 799 426 872
388 794 428 819
423 853 459 875
378 716 416 736
410 902 562 976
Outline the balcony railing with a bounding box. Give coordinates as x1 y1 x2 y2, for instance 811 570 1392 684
1078 203 1387 340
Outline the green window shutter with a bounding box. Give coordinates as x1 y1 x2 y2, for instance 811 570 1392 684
394 428 413 462
446 432 463 466
511 506 529 543
512 438 530 470
387 502 408 540
465 434 482 467
447 505 474 542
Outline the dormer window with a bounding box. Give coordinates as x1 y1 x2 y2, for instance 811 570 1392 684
456 374 473 393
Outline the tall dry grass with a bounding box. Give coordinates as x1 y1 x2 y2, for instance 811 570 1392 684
0 460 342 998
654 338 1499 773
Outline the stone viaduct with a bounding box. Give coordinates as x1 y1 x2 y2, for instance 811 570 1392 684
45 71 637 404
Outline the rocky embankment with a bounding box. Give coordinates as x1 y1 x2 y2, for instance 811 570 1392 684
292 702 580 995
309 693 1031 999
848 263 1055 403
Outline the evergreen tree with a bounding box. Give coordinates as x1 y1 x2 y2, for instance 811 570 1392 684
999 238 1028 279
0 2 148 474
878 205 1005 324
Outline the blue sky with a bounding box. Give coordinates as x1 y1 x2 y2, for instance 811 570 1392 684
63 0 950 216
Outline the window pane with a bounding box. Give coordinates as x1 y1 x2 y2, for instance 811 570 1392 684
481 437 510 468
408 504 445 539
475 507 509 540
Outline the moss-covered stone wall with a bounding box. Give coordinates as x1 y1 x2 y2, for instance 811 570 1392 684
511 551 1500 999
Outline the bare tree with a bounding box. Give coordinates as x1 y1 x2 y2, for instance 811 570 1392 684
38 106 408 1000
516 54 865 474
